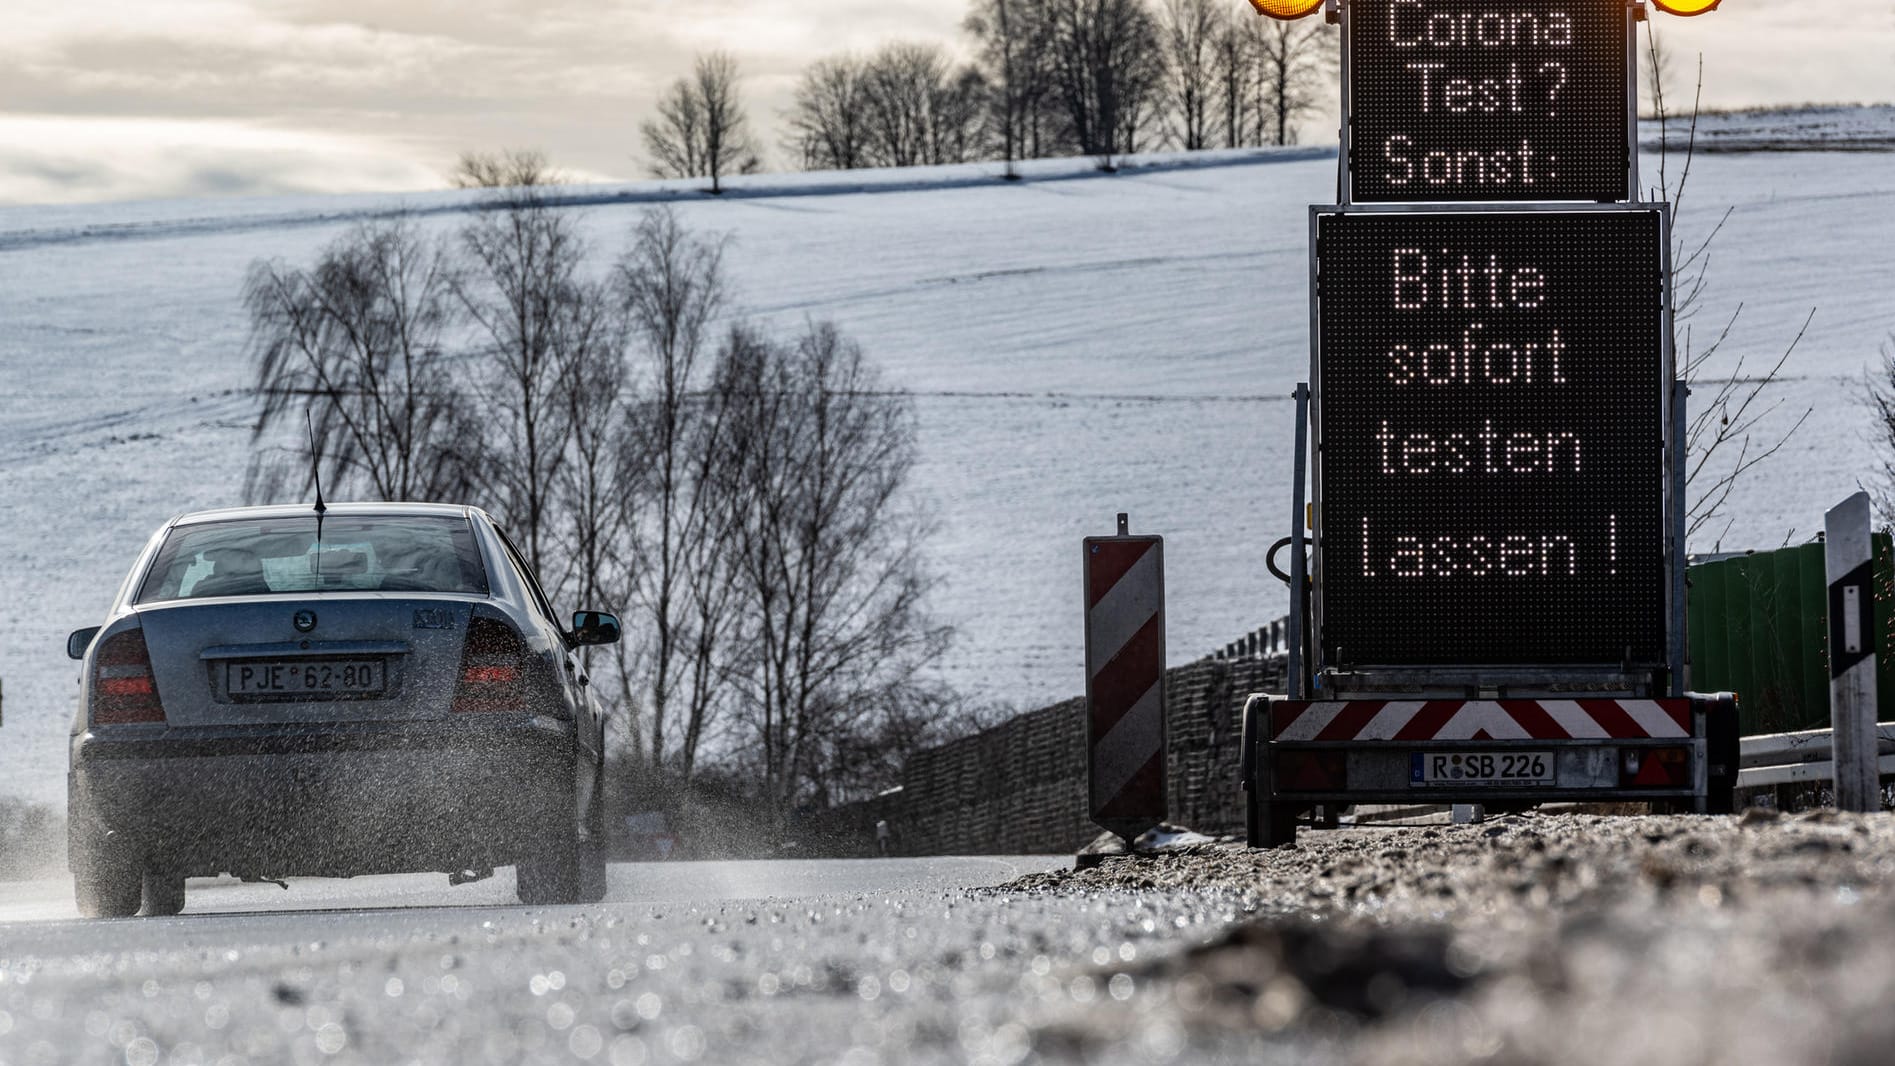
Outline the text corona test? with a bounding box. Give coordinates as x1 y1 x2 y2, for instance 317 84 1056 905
1349 0 1627 203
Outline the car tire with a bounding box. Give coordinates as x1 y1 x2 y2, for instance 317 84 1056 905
142 870 186 917
575 778 609 905
516 762 608 907
74 868 141 919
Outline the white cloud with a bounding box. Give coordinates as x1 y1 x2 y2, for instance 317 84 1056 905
1649 0 1895 109
0 115 446 204
0 0 1885 205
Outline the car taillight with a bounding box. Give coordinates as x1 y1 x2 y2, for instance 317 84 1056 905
453 617 527 713
93 628 164 725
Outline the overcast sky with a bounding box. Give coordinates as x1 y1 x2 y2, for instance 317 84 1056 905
3 0 1890 206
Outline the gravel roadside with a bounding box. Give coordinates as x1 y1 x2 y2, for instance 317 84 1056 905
1008 810 1895 1065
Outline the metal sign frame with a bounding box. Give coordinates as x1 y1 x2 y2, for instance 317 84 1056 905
1306 201 1680 696
1335 0 1643 206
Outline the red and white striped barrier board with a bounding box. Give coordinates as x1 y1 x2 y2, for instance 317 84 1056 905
1272 698 1692 742
1083 533 1165 837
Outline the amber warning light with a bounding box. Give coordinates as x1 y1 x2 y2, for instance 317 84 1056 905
1652 0 1720 15
1248 0 1325 20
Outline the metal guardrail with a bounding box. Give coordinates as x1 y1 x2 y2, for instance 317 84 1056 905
1737 721 1895 791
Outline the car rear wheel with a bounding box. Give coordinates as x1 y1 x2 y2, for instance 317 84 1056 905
142 870 186 917
75 867 141 919
516 764 607 906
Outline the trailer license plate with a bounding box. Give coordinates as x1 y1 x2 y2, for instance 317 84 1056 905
228 661 385 696
1411 751 1553 786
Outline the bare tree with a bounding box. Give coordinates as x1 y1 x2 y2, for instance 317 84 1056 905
243 218 476 504
668 342 752 783
450 148 562 190
1044 0 1167 166
932 66 992 165
855 43 990 168
965 0 1058 174
615 208 736 780
1640 22 1675 120
1868 337 1895 519
1114 33 1170 155
1159 0 1221 150
717 322 949 817
454 193 595 573
1249 15 1333 146
861 43 950 168
785 56 871 170
645 80 707 181
237 202 966 822
1640 34 1812 540
1211 7 1252 147
548 281 632 620
804 678 960 805
642 52 761 193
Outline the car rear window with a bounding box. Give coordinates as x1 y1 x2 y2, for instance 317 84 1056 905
135 514 490 603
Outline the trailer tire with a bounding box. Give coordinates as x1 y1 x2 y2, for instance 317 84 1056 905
1245 785 1261 847
1703 692 1740 815
1241 694 1267 848
1260 802 1298 848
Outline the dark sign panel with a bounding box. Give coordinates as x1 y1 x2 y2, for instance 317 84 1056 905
1348 0 1629 203
1315 208 1666 666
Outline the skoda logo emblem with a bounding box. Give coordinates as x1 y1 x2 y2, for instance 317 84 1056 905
293 610 318 633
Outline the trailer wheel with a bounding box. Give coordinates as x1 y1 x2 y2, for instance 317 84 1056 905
1240 694 1267 848
1259 802 1298 848
1701 692 1740 815
1244 783 1262 847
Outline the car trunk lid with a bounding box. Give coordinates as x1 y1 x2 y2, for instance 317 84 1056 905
137 595 475 726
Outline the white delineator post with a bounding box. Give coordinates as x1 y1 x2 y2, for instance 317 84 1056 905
1826 491 1880 813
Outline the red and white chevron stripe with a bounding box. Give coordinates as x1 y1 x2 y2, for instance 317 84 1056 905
1083 535 1165 830
1271 698 1692 742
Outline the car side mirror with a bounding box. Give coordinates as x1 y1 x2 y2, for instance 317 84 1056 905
570 611 621 647
67 627 100 661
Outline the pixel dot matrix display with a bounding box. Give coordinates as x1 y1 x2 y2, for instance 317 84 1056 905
1349 0 1630 203
1316 209 1666 666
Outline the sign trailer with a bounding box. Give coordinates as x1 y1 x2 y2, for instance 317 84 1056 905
1242 0 1737 845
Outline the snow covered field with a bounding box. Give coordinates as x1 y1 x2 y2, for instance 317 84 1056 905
1644 105 1895 154
2 125 1892 803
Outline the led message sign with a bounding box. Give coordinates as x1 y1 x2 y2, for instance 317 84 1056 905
1348 0 1630 203
1315 208 1667 666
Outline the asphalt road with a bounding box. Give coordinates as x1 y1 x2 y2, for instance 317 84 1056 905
0 856 1252 1065
0 857 1069 929
19 814 1886 1066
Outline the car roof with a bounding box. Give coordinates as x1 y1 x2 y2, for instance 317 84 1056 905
170 502 490 528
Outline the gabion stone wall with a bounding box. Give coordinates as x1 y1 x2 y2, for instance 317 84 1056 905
849 655 1285 857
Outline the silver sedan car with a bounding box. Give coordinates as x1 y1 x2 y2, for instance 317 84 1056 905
65 502 620 916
